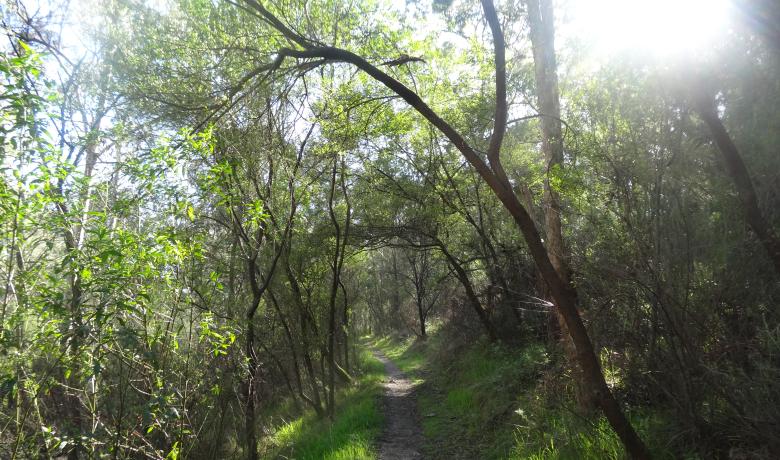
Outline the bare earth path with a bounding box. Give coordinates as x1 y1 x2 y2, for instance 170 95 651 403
372 349 424 459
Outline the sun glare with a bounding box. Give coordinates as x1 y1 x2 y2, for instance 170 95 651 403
568 0 733 58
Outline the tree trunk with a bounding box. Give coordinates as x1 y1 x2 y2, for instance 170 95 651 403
692 92 780 275
244 315 259 460
285 254 325 417
437 243 499 342
417 300 427 339
339 280 351 371
267 290 319 410
525 0 598 412
66 277 84 460
325 158 351 417
390 250 402 331
338 166 353 372
326 160 340 418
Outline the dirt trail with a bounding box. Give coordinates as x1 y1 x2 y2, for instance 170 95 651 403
373 349 424 459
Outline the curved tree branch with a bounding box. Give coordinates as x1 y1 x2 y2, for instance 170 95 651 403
480 0 510 187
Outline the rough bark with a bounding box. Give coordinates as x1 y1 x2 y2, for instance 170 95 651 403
525 0 597 412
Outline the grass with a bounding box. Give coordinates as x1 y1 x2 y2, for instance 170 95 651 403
370 335 426 379
509 406 681 460
371 332 684 459
259 347 385 459
371 333 540 458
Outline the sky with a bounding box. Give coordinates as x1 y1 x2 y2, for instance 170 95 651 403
562 0 734 60
4 0 737 185
24 0 737 68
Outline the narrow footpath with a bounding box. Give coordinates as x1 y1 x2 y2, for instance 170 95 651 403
372 349 424 459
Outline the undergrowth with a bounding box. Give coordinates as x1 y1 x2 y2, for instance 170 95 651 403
259 347 384 459
371 332 684 459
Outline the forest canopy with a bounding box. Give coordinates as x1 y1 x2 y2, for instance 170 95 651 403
1 0 779 459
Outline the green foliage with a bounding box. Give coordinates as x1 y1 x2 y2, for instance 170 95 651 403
2 0 779 457
198 312 237 357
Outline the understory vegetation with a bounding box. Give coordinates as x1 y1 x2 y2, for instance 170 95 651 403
373 329 682 459
1 0 779 459
259 348 384 460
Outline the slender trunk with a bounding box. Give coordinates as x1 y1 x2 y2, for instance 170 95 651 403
326 160 340 418
437 243 498 341
417 296 427 339
259 340 299 405
267 290 314 407
339 280 351 372
243 249 264 460
62 118 101 460
64 266 84 460
692 93 780 275
245 315 258 460
244 252 264 460
390 250 402 331
285 255 324 416
325 158 351 417
526 0 597 411
236 142 300 456
300 312 324 416
339 170 352 372
409 251 428 339
438 161 522 326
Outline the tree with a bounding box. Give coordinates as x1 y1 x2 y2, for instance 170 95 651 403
525 0 597 411
690 90 780 275
235 0 649 455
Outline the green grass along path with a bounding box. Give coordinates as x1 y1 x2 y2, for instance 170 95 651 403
262 336 676 459
368 335 679 460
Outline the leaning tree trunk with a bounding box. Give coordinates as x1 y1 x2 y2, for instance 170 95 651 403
692 92 780 276
436 242 499 342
